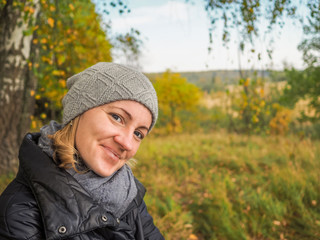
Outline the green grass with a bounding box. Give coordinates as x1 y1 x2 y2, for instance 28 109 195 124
0 172 15 193
1 131 319 239
134 131 320 240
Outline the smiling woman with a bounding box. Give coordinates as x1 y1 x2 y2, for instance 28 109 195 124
0 63 164 240
75 101 152 177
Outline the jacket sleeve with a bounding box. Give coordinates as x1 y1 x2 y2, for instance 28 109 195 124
138 200 165 240
0 179 45 240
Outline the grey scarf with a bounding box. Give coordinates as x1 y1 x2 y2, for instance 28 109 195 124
38 120 137 218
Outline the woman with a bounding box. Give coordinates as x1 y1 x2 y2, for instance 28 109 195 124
0 63 164 240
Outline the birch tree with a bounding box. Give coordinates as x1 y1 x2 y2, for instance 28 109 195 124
0 0 40 173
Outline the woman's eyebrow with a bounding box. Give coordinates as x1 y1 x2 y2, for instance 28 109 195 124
138 125 150 132
108 106 132 119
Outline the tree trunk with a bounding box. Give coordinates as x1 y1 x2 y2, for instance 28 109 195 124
0 0 40 174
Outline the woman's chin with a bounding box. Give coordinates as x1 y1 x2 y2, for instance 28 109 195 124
92 165 120 178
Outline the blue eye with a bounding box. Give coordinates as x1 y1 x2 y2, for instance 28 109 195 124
111 113 121 122
134 131 144 140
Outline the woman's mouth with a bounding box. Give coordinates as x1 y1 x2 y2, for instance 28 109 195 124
101 145 121 162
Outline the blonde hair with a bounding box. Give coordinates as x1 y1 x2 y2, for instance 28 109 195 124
50 116 83 172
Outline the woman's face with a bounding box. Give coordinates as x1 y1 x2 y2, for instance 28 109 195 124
75 100 152 177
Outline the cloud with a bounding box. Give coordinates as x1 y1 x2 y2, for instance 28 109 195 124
105 0 303 72
111 1 202 32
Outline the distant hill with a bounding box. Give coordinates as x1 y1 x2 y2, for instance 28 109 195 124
146 70 273 92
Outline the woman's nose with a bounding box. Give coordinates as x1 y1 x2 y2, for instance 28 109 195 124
114 131 134 151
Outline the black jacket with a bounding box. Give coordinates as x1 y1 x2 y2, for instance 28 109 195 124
0 133 164 240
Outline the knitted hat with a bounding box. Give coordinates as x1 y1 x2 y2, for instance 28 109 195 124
62 62 158 130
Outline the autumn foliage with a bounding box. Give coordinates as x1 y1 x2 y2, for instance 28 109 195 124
30 0 112 128
153 71 202 133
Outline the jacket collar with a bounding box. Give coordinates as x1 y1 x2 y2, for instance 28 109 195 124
18 133 144 240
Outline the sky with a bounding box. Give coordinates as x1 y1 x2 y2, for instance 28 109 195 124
101 0 306 73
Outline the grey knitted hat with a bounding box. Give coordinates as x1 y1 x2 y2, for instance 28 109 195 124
62 62 158 130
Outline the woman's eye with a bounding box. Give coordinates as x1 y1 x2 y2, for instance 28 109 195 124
134 131 144 140
111 113 121 122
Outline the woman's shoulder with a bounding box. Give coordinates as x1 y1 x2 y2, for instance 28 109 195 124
0 178 44 239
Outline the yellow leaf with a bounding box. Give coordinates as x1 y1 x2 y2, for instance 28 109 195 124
188 234 198 240
29 7 35 14
40 113 47 119
35 95 41 100
41 56 49 62
41 38 47 44
50 5 55 11
273 220 281 226
59 79 66 88
69 3 75 11
244 78 250 87
52 70 61 76
47 17 54 28
30 90 35 96
31 120 37 130
184 224 192 228
247 25 254 33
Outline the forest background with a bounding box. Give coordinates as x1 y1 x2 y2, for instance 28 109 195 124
0 0 319 239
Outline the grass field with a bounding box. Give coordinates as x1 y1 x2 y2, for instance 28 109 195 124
1 131 319 239
134 131 320 240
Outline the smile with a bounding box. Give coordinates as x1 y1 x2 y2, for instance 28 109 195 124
101 145 121 161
